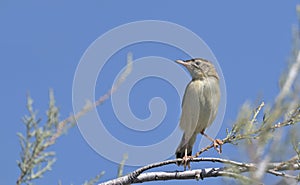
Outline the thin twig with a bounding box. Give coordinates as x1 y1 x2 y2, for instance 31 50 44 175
117 153 128 177
194 143 215 157
46 53 133 146
251 102 265 124
276 51 300 103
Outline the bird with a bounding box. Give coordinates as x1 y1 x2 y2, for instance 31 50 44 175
175 58 222 169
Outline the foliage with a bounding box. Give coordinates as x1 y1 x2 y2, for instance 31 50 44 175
17 91 59 185
16 6 300 185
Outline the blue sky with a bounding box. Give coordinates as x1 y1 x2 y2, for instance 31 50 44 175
0 1 298 184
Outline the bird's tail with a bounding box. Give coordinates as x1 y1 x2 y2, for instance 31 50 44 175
175 133 197 165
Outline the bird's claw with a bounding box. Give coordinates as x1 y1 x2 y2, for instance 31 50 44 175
181 148 193 170
213 139 223 153
181 155 193 170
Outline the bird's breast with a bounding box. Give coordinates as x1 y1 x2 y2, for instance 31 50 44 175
180 78 220 134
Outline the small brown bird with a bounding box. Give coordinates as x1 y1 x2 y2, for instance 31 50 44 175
175 58 222 168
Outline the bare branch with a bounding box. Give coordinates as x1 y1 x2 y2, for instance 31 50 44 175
132 168 261 185
98 157 300 185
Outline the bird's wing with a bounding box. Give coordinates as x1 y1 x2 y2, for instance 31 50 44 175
202 78 221 129
207 80 220 127
179 80 201 143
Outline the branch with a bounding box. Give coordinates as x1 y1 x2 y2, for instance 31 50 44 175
276 51 300 103
99 157 300 185
194 103 300 158
131 168 260 185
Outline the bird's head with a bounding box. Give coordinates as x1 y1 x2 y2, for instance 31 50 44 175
176 58 219 80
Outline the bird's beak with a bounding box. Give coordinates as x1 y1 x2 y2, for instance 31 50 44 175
175 60 188 66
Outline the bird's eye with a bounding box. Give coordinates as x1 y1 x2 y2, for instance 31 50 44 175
195 61 201 66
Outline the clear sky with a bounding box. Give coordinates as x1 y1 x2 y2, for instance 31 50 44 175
0 1 298 185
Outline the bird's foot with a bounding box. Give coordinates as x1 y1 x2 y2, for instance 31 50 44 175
213 139 224 153
181 148 193 170
182 155 193 170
